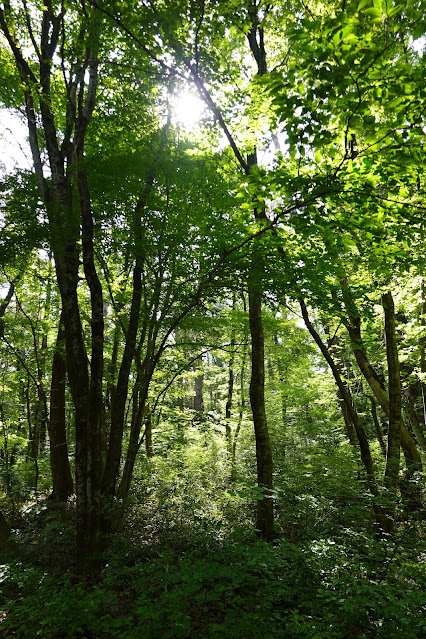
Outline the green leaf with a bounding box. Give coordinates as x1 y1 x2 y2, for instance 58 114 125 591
357 0 370 10
387 3 404 17
364 7 382 19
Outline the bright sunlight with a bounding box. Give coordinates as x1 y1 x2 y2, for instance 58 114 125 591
172 89 205 129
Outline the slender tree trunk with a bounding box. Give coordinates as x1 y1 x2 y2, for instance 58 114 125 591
382 292 402 532
369 395 387 456
102 265 142 496
339 393 358 447
145 405 153 458
323 326 358 447
403 388 426 453
118 363 153 499
340 282 422 471
231 340 248 481
49 312 74 501
299 299 386 530
225 337 235 456
249 285 274 540
193 353 205 412
419 279 426 421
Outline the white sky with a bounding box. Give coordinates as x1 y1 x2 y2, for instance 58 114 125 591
0 109 31 174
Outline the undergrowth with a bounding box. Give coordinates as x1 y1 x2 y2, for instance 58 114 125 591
1 486 425 639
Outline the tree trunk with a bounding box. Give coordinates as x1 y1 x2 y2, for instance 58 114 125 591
225 338 235 456
368 395 387 456
231 340 247 481
249 285 274 540
340 284 422 471
299 299 386 530
49 312 74 501
382 292 402 532
118 362 153 499
145 405 153 458
419 278 426 431
403 388 426 453
193 354 205 412
323 327 357 447
102 265 142 496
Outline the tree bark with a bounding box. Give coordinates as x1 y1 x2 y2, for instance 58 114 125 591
49 312 74 501
231 335 248 481
299 299 386 530
249 285 274 540
382 291 402 532
368 395 387 456
102 265 142 496
193 353 205 412
144 405 153 458
225 338 235 456
117 361 153 499
340 283 422 471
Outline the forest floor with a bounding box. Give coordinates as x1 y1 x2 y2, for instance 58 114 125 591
0 490 425 639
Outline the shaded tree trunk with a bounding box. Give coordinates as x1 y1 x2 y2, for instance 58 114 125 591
193 353 205 412
324 326 357 447
403 388 426 453
382 292 402 532
102 265 142 496
225 337 235 456
300 299 387 530
231 334 248 481
369 395 387 456
249 285 274 540
340 281 422 472
49 312 74 501
145 405 153 458
118 362 153 499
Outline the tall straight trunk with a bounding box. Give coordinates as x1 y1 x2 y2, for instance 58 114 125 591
0 2 103 552
49 312 74 501
382 292 402 532
419 279 426 434
249 285 274 540
244 11 275 540
231 331 248 481
171 1 274 537
58 253 98 550
144 405 153 458
225 337 235 456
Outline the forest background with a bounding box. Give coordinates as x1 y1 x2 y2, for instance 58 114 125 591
0 0 425 637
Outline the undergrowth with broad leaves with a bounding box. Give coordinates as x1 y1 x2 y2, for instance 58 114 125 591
1 446 425 639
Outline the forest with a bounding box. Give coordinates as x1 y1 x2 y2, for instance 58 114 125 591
0 0 425 637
